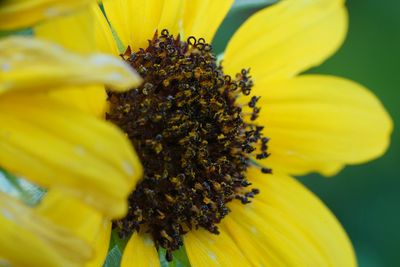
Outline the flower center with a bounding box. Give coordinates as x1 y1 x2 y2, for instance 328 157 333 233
106 29 270 260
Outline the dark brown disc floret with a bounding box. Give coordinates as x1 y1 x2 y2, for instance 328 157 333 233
106 29 270 260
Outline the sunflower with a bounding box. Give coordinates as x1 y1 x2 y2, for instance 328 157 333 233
0 36 144 219
0 190 96 267
33 0 392 266
0 35 144 266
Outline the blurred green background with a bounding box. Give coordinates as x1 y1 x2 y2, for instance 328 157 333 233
215 0 399 266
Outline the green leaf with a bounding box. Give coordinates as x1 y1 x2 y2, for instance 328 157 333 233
0 169 22 196
109 229 130 251
98 2 125 54
234 0 278 10
103 245 122 267
159 247 191 267
103 230 130 267
0 28 33 38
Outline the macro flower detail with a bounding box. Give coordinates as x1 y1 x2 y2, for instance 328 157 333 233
34 0 393 266
108 31 270 257
0 37 143 219
0 191 92 267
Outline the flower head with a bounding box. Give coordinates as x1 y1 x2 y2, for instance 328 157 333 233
107 31 271 255
33 0 393 266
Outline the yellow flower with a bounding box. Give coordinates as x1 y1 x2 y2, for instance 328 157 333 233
0 0 96 30
0 36 143 218
35 190 111 267
0 191 92 267
35 0 393 266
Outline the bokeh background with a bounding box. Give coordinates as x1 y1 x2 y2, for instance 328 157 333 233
215 1 399 266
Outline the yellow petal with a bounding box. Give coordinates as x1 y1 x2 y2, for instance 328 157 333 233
183 0 233 42
91 3 120 55
0 94 143 218
0 37 141 94
35 3 119 55
121 233 160 267
254 75 393 176
223 169 357 266
158 0 185 38
103 0 185 51
34 4 95 53
36 191 112 267
184 228 250 267
49 85 107 118
224 0 347 82
0 0 92 30
36 190 103 243
85 221 112 267
0 192 92 267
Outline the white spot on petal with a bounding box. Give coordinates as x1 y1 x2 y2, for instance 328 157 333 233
107 73 124 82
2 63 11 71
90 55 114 66
74 146 86 156
122 160 134 176
44 7 60 18
250 226 258 234
208 252 217 262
